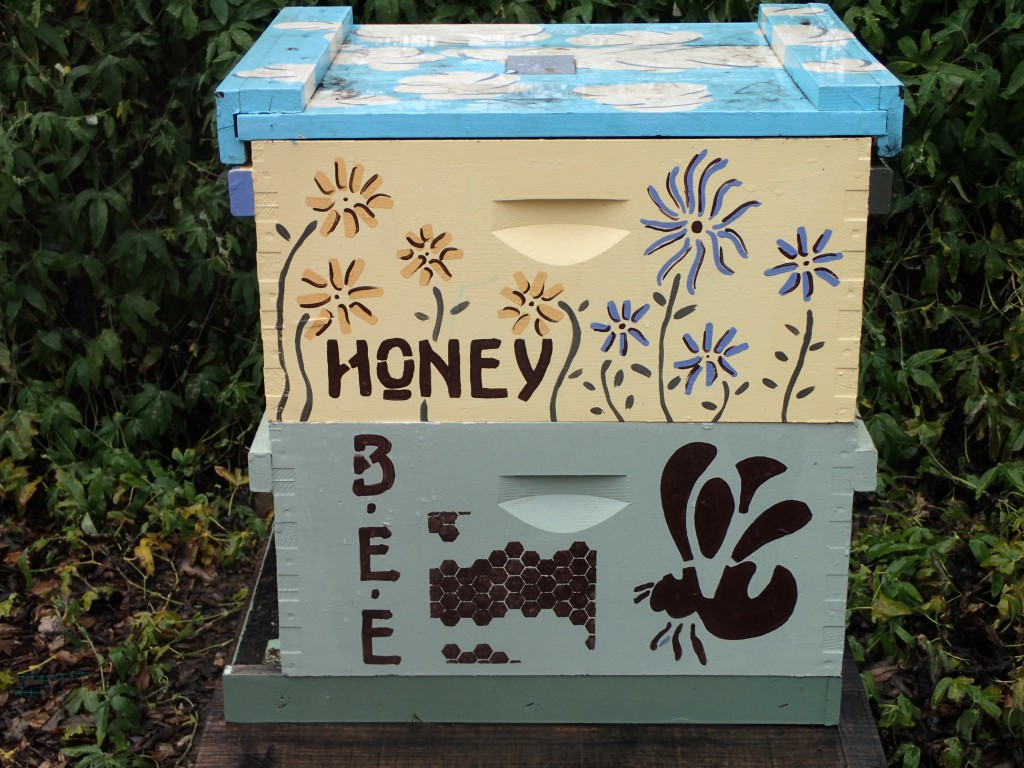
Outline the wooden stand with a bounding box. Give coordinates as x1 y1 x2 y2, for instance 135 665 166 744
192 540 886 767
194 654 884 767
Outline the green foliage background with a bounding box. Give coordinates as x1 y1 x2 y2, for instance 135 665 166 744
0 0 1021 765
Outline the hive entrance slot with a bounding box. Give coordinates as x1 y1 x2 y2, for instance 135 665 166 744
492 198 629 266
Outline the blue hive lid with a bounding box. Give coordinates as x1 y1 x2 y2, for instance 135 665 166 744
215 3 903 164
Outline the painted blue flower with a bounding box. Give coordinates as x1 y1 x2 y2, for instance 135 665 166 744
591 300 650 356
765 227 843 301
642 150 761 293
674 323 748 394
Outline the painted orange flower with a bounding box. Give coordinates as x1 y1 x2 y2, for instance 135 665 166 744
305 158 393 238
398 225 464 285
297 258 383 338
498 271 564 336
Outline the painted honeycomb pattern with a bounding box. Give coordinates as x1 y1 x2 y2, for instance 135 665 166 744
442 643 520 664
429 541 597 649
427 511 470 542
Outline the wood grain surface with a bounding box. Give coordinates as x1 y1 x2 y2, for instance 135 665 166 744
195 653 884 768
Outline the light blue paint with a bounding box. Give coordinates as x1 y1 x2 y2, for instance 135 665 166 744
759 4 904 155
228 167 255 217
237 109 886 140
216 4 903 163
215 6 353 163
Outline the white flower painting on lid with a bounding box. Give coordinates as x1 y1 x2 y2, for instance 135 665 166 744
395 71 526 100
772 24 855 46
355 24 549 46
233 63 316 82
606 44 781 70
445 44 781 71
574 82 712 112
273 20 346 30
760 5 827 15
334 45 444 71
802 57 885 73
307 90 400 109
565 29 703 47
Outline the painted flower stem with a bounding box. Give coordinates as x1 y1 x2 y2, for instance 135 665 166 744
711 380 730 424
600 359 624 422
781 308 814 423
294 314 314 422
431 285 444 342
658 274 682 422
275 220 318 421
549 301 580 422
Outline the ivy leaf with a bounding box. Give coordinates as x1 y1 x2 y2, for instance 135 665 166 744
796 386 815 399
450 301 470 315
414 312 429 321
631 363 652 378
211 0 229 24
762 378 778 389
652 292 666 306
568 368 584 379
613 369 624 387
674 304 697 321
775 351 789 362
1006 59 1024 97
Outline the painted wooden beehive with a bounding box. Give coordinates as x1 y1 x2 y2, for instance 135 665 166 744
217 3 902 724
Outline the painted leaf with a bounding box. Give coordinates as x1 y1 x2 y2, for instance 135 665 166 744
762 378 777 389
735 381 749 395
674 304 697 320
796 386 815 399
625 394 635 409
631 363 652 378
590 407 603 415
775 351 788 362
449 301 470 315
652 292 666 306
809 341 825 351
667 376 681 390
583 381 596 391
414 312 429 321
568 368 584 379
578 299 590 312
785 324 799 335
613 370 624 387
701 401 716 410
276 223 291 240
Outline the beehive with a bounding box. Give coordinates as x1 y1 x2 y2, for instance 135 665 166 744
217 3 902 724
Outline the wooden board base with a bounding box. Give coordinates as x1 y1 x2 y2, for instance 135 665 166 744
194 653 884 767
192 538 886 766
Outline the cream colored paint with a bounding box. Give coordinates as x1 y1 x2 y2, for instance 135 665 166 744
251 137 870 423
